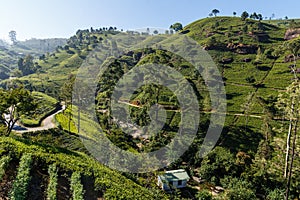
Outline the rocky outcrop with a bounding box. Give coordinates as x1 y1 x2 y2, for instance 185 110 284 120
219 58 233 64
290 68 300 74
284 28 300 40
227 43 258 54
203 43 257 54
206 32 215 37
242 58 252 62
284 54 300 62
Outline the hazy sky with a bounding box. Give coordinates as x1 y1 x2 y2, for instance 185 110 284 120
1 0 299 41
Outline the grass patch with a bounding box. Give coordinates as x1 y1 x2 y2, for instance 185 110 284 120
55 107 78 133
20 91 58 126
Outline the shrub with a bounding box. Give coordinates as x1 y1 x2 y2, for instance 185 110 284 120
266 188 285 200
245 76 256 83
47 164 58 200
223 178 256 200
196 189 213 200
10 154 32 200
0 155 11 181
70 171 84 200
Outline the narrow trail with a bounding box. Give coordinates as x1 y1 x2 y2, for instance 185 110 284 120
113 99 263 139
13 105 66 133
117 100 262 118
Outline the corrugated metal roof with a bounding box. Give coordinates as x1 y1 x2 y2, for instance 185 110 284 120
159 169 190 182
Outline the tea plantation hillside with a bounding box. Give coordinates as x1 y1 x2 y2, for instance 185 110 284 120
0 16 299 199
0 136 167 199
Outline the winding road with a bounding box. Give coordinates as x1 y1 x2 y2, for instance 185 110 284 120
12 105 66 133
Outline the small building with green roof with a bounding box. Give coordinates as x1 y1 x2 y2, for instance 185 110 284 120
157 169 190 190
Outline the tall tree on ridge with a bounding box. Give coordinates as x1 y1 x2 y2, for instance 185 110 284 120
8 30 17 45
211 9 220 17
241 11 249 21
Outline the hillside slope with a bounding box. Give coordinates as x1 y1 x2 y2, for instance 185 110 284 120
0 17 299 199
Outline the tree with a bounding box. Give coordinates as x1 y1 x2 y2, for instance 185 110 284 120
223 178 256 200
271 13 275 19
233 12 237 17
18 55 37 76
153 30 158 34
267 189 285 200
170 22 183 32
198 147 236 185
249 12 262 21
285 39 300 80
276 80 300 200
0 87 36 135
60 74 75 133
211 9 220 17
8 31 17 44
241 11 249 21
195 190 212 200
250 12 258 20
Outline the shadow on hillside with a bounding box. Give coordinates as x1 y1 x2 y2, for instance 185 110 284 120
0 159 18 199
271 37 285 42
226 92 242 100
13 135 82 157
256 65 271 71
27 163 48 200
57 171 72 200
223 65 232 69
275 70 290 75
219 125 263 153
21 128 89 154
82 175 103 199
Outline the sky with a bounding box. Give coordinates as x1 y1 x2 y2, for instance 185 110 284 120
1 0 300 41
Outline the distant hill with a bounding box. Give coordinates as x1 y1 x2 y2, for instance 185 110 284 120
15 38 67 54
0 46 20 79
0 38 67 80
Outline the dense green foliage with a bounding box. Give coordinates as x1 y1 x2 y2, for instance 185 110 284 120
195 190 213 200
70 171 84 200
55 108 77 133
9 153 32 200
0 136 168 199
0 155 11 181
22 129 86 153
20 91 58 126
46 164 58 200
0 87 36 135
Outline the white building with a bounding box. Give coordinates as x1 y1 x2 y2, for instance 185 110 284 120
157 169 190 191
